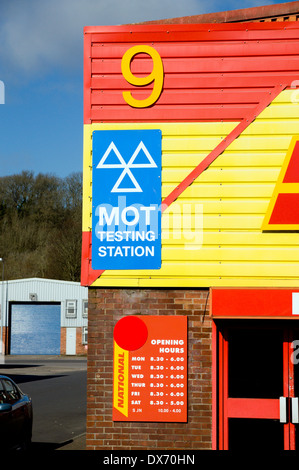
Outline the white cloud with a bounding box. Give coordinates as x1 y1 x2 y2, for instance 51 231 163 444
0 0 283 78
0 0 207 75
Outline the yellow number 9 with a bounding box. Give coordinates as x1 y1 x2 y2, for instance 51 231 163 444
121 45 164 108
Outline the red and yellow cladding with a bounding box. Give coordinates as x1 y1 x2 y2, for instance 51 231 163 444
82 23 299 288
262 136 299 231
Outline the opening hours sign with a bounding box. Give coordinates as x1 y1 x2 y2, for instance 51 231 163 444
113 315 187 422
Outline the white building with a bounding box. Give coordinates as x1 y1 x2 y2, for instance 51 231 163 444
0 278 88 356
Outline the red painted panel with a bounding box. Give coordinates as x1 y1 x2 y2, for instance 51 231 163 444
88 24 299 43
91 56 299 75
90 104 255 123
91 74 299 91
227 398 280 419
269 193 299 224
90 89 265 106
91 41 299 59
84 22 299 124
283 141 299 183
211 288 299 318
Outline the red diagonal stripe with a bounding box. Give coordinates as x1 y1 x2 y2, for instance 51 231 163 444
162 83 287 211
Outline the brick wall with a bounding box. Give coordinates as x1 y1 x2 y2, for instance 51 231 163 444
1 326 7 355
60 328 66 354
86 288 212 450
76 328 88 355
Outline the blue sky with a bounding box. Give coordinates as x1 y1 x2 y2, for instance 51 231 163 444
0 0 288 178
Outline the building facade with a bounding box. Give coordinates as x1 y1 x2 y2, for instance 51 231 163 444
82 1 299 451
0 278 88 356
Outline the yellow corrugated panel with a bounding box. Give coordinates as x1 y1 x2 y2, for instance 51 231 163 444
162 247 299 261
167 183 274 199
203 215 264 230
86 90 299 287
163 136 229 151
210 152 286 167
229 135 291 151
242 120 299 136
163 168 280 183
162 231 299 246
260 104 299 119
270 89 299 103
91 278 299 288
161 199 267 214
97 262 299 280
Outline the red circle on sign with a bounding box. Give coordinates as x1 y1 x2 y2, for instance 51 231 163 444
113 316 148 351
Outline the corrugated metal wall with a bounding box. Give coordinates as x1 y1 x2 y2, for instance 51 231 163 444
1 278 88 327
82 22 299 288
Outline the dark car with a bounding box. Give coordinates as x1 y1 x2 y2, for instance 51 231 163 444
0 375 33 450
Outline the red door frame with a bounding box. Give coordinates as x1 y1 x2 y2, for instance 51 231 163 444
216 322 297 450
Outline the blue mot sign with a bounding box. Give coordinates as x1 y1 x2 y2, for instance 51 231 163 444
92 129 162 270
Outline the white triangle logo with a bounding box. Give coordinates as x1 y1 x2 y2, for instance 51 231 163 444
96 141 157 193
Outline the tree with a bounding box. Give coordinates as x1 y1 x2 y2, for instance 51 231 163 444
0 171 82 281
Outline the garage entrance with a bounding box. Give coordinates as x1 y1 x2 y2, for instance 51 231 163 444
211 288 299 451
217 320 299 451
9 303 61 355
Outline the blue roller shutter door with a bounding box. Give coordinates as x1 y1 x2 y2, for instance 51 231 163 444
10 303 61 355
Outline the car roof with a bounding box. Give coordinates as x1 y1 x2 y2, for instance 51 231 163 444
0 375 15 381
